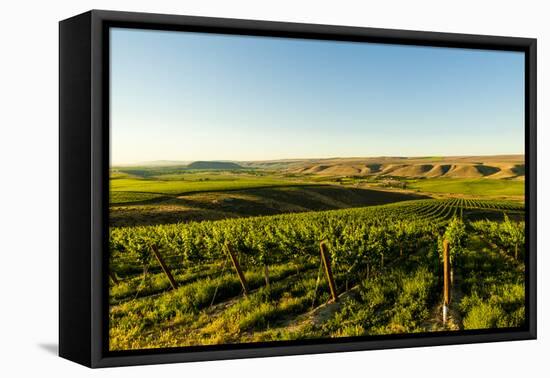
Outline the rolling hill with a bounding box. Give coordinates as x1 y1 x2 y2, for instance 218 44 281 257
114 156 525 180
253 155 525 180
186 161 243 170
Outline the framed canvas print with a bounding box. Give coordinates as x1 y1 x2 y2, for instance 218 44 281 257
59 10 537 368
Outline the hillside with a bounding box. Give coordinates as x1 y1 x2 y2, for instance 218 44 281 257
248 155 525 180
110 185 428 227
186 161 243 170
114 156 524 180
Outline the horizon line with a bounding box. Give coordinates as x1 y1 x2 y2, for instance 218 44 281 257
111 153 525 167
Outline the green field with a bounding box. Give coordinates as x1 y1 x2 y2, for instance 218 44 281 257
108 161 526 350
407 178 524 196
110 184 430 227
109 198 525 350
109 168 525 227
110 174 308 204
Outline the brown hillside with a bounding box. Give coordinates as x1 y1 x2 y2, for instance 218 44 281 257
320 165 363 176
281 155 524 180
425 164 452 177
387 164 434 178
443 165 486 178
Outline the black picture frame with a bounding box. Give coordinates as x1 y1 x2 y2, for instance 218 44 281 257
59 9 537 368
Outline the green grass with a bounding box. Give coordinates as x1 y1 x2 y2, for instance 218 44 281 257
460 284 525 330
316 252 438 338
111 177 294 194
110 171 132 179
457 236 525 330
108 208 525 350
110 191 166 204
110 174 310 204
109 262 319 349
408 178 524 196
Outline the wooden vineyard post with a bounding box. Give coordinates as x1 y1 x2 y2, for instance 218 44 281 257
151 245 178 290
442 239 450 323
320 241 338 302
109 271 119 285
264 265 270 288
225 243 249 297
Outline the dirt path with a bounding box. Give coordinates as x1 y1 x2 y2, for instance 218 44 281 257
276 285 361 336
421 271 464 332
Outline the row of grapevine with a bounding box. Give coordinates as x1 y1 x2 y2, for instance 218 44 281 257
110 203 441 279
470 215 525 260
109 198 524 285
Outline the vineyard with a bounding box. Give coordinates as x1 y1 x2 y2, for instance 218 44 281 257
109 198 526 350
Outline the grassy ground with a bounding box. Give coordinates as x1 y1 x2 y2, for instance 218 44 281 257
110 185 429 226
110 174 308 204
108 165 526 350
407 178 524 196
109 168 524 226
109 231 524 350
457 236 525 329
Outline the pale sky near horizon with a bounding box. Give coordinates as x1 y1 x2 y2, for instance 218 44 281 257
110 28 525 165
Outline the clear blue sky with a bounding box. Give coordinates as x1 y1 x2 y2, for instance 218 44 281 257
110 28 525 165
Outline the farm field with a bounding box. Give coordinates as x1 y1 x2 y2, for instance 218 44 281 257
109 159 526 350
406 178 525 197
110 173 309 205
110 183 429 227
109 197 525 350
109 158 524 227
